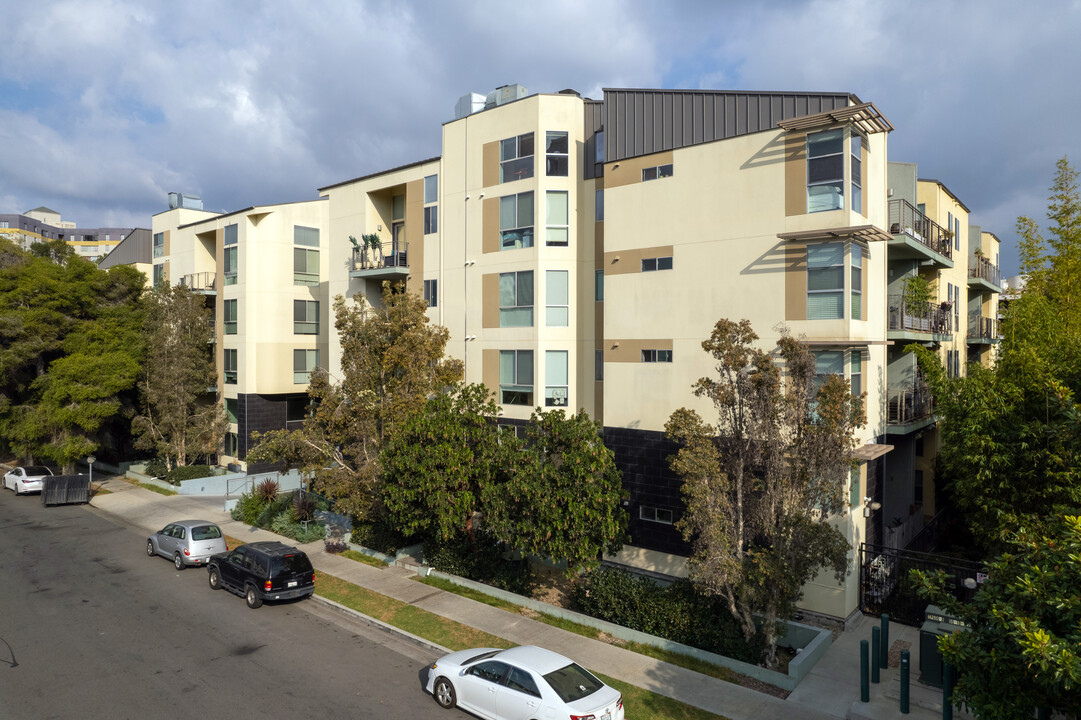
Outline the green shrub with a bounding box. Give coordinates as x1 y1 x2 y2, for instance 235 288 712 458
291 521 326 544
144 458 169 478
351 520 410 555
424 531 534 597
231 490 267 525
163 464 215 486
255 477 280 502
270 509 295 536
570 567 762 663
292 490 317 522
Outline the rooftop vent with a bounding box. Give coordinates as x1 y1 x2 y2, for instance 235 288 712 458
168 192 203 210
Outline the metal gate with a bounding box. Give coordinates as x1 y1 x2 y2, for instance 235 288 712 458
859 543 984 625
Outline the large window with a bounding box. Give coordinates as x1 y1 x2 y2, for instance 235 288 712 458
224 349 237 384
224 247 238 286
594 131 605 164
224 432 238 457
225 398 237 424
640 506 674 524
424 174 438 234
851 245 863 320
850 134 862 214
293 349 319 384
293 300 318 334
595 270 603 301
545 350 568 407
224 224 238 245
153 232 164 258
807 129 845 212
546 131 568 176
500 132 534 183
499 271 534 327
546 270 569 327
152 264 165 288
807 242 844 319
642 164 673 181
294 248 319 286
546 191 568 246
224 299 237 335
500 192 534 249
850 350 862 398
423 279 438 308
595 189 604 221
499 350 533 405
595 349 603 381
294 225 319 247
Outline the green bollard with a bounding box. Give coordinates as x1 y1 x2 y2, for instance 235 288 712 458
900 649 910 714
871 626 881 684
881 613 890 668
860 639 870 702
943 662 954 720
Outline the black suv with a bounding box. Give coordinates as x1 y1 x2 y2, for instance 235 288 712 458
206 541 315 609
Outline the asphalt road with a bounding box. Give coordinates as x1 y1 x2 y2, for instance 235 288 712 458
0 488 442 719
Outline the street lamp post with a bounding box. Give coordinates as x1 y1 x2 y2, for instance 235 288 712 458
87 455 96 490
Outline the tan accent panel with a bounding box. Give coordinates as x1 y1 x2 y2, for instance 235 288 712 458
594 222 604 264
785 133 806 217
604 150 674 190
483 141 499 188
605 338 673 363
163 229 171 256
602 245 674 276
785 241 807 320
405 179 424 295
483 349 500 399
162 262 170 284
481 273 499 328
594 301 603 337
483 197 500 254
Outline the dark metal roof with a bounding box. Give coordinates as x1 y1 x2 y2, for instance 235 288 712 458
318 156 441 193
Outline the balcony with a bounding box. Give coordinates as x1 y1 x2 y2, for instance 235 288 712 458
887 200 954 268
968 315 999 344
968 256 1002 293
180 271 217 294
887 294 953 342
349 240 409 280
887 380 936 433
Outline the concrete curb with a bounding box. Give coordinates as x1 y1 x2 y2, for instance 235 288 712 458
311 595 450 657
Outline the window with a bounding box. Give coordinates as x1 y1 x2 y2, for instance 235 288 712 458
392 195 405 221
499 271 534 327
640 506 674 524
500 132 534 183
294 248 319 286
641 256 673 272
286 397 309 426
224 432 238 457
423 279 438 308
224 299 237 335
955 217 960 251
545 350 568 407
594 131 605 164
807 129 844 212
813 350 844 396
642 349 673 363
153 264 165 288
224 246 238 286
546 270 568 327
807 242 844 319
423 174 437 234
153 232 164 258
293 300 318 334
546 191 568 246
225 398 237 424
851 245 863 320
850 134 862 214
224 224 238 245
500 192 534 249
293 349 319 384
294 225 319 247
595 189 604 221
642 164 673 181
948 211 955 250
595 270 604 301
850 467 861 508
850 350 862 398
499 350 533 405
546 131 569 176
595 349 603 381
506 667 541 698
224 349 237 384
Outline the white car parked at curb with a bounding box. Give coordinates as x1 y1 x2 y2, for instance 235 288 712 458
3 466 54 495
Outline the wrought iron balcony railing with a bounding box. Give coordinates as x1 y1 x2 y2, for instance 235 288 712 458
887 381 935 425
968 256 1001 288
888 199 953 260
888 294 953 335
351 240 408 272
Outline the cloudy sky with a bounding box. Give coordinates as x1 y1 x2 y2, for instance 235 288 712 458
2 0 1079 276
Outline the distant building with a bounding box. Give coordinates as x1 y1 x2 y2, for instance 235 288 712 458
0 206 134 262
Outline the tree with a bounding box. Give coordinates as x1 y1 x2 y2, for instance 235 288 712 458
914 515 1081 718
382 383 509 544
0 240 145 470
487 408 627 572
665 319 864 665
132 283 227 469
247 281 463 519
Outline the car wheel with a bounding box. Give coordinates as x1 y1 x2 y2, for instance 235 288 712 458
147 540 156 557
173 552 185 571
245 585 263 609
433 677 456 709
208 567 222 590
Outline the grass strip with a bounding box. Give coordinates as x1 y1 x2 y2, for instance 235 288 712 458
596 673 724 720
134 481 177 496
340 549 389 568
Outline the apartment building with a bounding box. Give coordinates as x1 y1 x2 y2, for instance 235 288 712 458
0 206 133 262
148 84 1000 623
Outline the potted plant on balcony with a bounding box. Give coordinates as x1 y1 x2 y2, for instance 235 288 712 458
903 274 933 316
362 233 382 268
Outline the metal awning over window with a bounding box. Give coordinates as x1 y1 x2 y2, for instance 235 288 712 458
854 443 894 461
777 102 894 135
778 225 892 245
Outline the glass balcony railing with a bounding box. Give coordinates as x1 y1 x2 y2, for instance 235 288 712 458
180 271 216 292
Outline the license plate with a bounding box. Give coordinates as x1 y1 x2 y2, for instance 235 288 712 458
601 712 611 720
288 581 297 588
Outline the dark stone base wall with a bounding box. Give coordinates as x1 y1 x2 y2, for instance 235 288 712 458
603 426 691 557
236 393 305 475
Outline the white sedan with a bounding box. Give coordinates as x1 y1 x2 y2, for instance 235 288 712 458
3 466 54 495
425 645 624 720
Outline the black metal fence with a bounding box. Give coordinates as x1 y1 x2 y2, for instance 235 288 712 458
859 542 984 625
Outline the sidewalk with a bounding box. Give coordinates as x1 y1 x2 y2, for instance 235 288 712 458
83 474 959 720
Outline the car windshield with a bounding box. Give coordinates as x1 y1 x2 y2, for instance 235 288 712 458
191 525 222 541
543 663 603 704
270 553 313 575
24 466 51 476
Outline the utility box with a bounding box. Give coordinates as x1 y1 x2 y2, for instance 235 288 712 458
919 604 968 687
